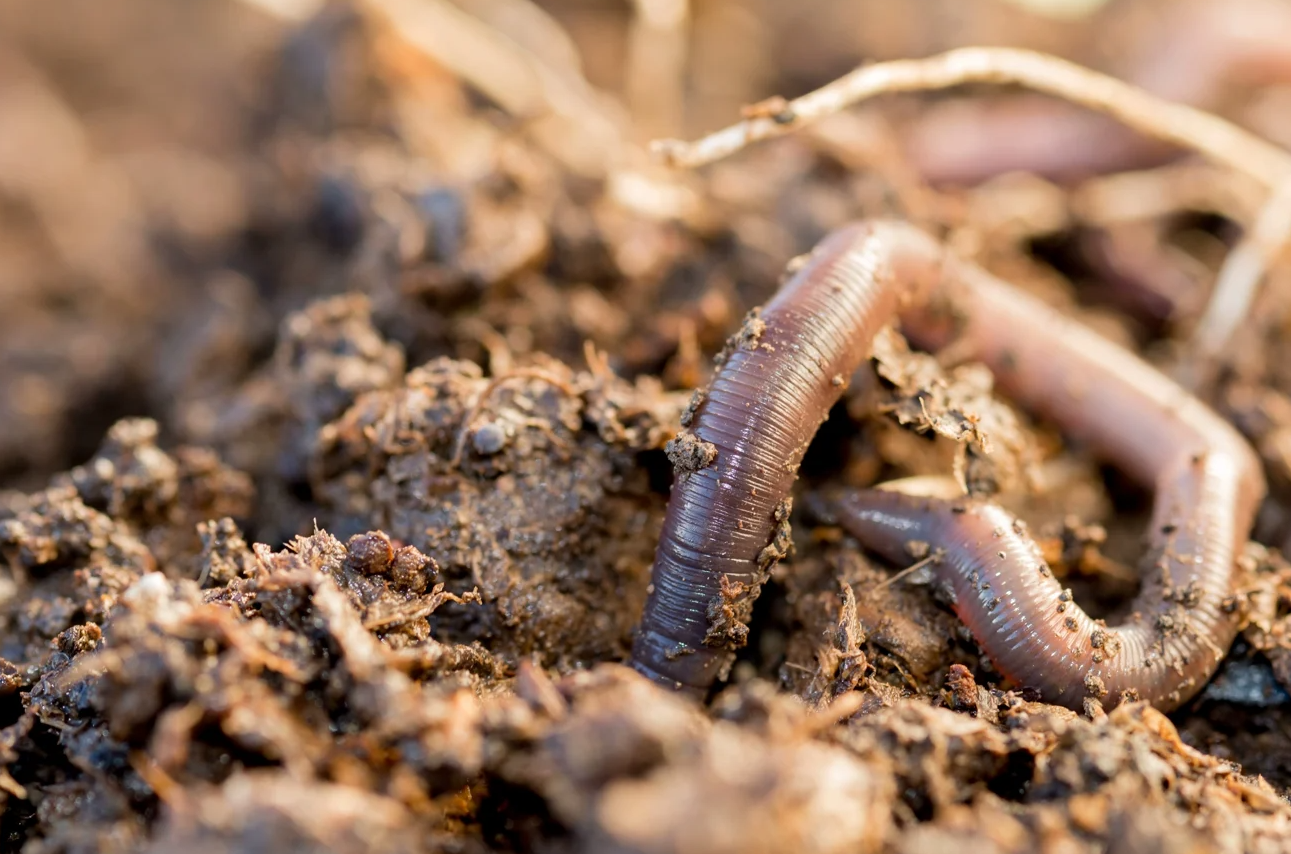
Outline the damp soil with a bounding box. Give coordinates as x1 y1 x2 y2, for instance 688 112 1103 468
6 0 1291 852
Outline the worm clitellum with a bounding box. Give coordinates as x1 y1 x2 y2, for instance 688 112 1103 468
629 219 1265 711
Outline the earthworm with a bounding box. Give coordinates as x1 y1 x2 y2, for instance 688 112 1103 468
629 219 1265 711
907 0 1291 185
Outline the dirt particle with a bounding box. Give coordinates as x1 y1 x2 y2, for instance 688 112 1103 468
666 430 718 473
871 326 1036 497
54 623 102 656
1095 628 1122 660
735 309 770 352
704 575 756 650
944 663 978 713
1176 580 1203 608
471 421 508 456
664 644 695 661
389 545 437 593
197 518 256 588
704 500 794 650
345 531 395 575
757 497 795 571
679 388 706 427
712 308 773 367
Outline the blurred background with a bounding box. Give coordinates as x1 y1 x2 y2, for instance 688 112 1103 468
5 0 1291 545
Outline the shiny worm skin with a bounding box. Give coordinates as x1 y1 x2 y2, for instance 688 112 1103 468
629 219 1265 711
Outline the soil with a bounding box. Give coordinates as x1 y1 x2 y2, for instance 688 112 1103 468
5 0 1291 851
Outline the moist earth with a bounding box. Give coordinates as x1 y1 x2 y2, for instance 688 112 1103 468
5 1 1291 852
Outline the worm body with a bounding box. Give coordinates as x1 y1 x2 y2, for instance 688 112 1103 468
630 219 1265 711
828 472 1246 711
630 223 942 695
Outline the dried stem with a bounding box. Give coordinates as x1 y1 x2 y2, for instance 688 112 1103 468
364 0 632 177
651 47 1291 187
1190 177 1291 378
626 0 691 141
238 0 636 177
875 549 945 589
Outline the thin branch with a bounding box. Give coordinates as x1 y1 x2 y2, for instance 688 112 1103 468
364 0 633 177
876 548 945 589
651 47 1291 187
238 0 636 177
1190 176 1291 377
626 0 690 140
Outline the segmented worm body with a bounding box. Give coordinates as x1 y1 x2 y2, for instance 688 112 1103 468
629 219 1265 711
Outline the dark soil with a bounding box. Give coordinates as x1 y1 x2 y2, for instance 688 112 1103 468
5 0 1291 851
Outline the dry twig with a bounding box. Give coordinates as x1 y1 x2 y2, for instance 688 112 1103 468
626 0 690 140
651 47 1291 187
365 0 632 177
1190 177 1291 379
238 0 636 177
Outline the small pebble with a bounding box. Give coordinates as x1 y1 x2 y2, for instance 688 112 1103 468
472 422 508 456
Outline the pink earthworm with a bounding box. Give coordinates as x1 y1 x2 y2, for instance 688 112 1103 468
628 219 1264 711
906 0 1291 185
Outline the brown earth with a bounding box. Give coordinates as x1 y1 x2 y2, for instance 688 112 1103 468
4 0 1291 851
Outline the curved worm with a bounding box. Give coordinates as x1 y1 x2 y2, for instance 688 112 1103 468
907 0 1291 184
629 219 1265 710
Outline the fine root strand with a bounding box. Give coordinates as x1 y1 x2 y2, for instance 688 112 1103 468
651 46 1291 187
